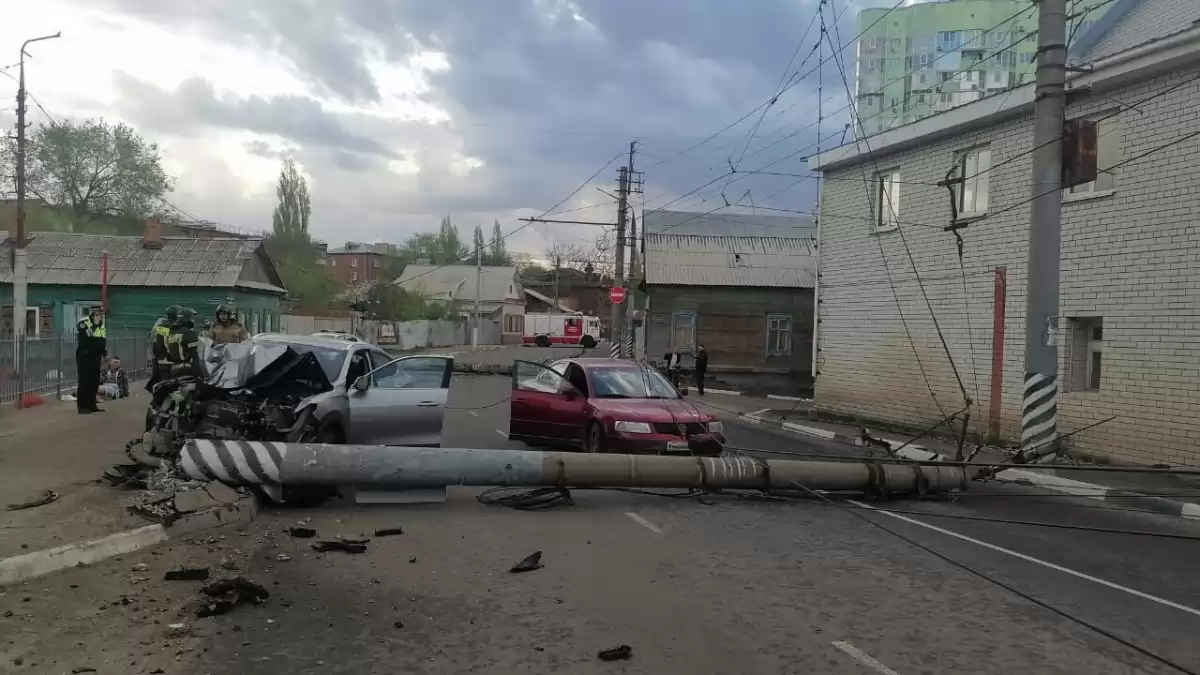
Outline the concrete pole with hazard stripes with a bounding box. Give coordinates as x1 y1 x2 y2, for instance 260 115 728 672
181 439 968 503
1019 0 1068 463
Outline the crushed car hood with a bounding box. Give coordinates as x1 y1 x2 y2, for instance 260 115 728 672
591 398 711 422
200 338 333 400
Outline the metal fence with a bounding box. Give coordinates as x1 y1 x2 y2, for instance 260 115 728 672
0 333 151 407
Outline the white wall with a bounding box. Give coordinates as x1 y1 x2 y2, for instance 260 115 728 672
816 63 1200 465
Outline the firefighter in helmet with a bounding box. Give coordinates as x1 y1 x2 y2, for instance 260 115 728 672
210 303 250 345
146 305 180 391
164 307 203 378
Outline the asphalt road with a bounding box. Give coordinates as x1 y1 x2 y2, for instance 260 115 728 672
17 345 1200 674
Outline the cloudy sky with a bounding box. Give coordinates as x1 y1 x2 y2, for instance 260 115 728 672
1 0 883 257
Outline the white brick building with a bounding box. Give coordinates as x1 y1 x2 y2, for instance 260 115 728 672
809 0 1200 465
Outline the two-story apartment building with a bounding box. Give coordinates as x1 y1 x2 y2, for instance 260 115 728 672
324 242 394 286
809 0 1200 465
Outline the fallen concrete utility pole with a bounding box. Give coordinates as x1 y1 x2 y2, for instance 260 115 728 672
181 440 967 503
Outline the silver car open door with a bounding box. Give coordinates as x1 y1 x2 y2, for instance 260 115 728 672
347 355 454 446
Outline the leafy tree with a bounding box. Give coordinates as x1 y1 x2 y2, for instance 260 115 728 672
473 224 486 263
272 159 310 240
265 159 334 310
436 216 467 263
1 119 173 226
488 220 510 266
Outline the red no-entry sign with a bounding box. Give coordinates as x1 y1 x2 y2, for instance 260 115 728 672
608 286 627 304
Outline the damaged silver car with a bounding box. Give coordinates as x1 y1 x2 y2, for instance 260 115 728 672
140 333 454 460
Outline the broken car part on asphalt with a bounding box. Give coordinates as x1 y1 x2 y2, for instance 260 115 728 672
6 489 59 511
311 540 368 554
509 551 544 573
182 440 968 501
164 567 211 581
195 577 270 618
598 645 633 661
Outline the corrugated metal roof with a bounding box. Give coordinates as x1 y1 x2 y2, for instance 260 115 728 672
0 231 283 292
644 234 815 288
395 265 525 303
643 210 815 238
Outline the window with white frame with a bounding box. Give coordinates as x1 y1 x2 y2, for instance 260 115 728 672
766 314 792 357
351 257 358 267
671 311 696 353
957 145 992 215
1067 115 1119 196
351 271 358 282
374 259 380 268
874 170 901 232
1068 317 1103 391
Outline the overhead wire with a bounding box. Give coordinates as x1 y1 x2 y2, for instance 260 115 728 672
823 4 970 421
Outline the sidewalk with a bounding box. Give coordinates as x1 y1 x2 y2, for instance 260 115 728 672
697 392 1200 519
0 392 151 559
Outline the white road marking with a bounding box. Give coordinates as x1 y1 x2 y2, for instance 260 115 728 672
751 408 771 416
625 512 662 533
848 500 1200 619
831 641 901 674
468 410 479 417
495 430 508 439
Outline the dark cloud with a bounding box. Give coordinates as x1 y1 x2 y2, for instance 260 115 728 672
112 73 398 158
96 0 856 239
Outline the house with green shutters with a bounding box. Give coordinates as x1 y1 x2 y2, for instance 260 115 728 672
0 225 287 337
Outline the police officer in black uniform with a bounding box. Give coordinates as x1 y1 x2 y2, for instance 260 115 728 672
76 307 108 414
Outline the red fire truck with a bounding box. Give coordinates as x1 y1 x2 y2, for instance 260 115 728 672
524 313 601 348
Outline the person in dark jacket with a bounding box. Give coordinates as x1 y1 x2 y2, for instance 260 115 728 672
694 344 708 396
146 305 180 392
76 307 107 414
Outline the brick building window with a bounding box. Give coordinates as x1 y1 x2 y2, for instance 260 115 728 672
330 259 336 267
374 259 380 268
1068 317 1103 391
874 169 901 232
766 314 792 357
351 257 358 267
1067 115 1119 196
957 145 991 215
351 271 358 282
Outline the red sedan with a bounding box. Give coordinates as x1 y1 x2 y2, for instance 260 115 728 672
509 357 726 455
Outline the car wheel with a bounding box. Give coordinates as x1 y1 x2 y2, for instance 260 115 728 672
584 422 605 453
535 334 551 348
580 335 596 349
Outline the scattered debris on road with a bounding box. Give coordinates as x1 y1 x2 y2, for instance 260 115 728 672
71 667 97 674
164 566 211 581
338 535 370 545
286 526 317 538
164 623 190 638
598 645 632 661
6 489 59 511
509 550 544 573
409 556 418 563
375 526 404 537
275 553 292 562
196 577 270 618
311 540 367 554
131 562 151 572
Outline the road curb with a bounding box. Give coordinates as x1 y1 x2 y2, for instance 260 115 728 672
0 495 259 586
738 415 1200 519
0 524 168 586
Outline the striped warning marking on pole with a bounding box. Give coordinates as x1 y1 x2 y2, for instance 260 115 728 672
624 333 634 359
182 439 286 488
1021 372 1057 453
610 341 620 358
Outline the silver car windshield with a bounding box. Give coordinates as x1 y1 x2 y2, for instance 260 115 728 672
257 340 347 382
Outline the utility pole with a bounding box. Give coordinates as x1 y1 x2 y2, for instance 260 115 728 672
10 31 59 386
473 229 482 350
11 32 60 360
612 140 635 357
552 254 561 313
1019 0 1067 463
